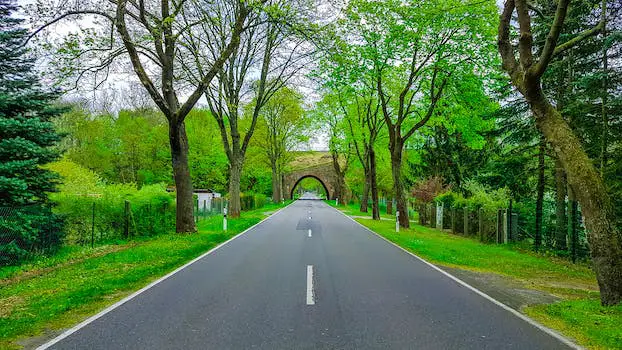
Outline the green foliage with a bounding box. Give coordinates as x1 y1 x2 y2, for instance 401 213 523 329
56 108 231 193
0 1 64 265
239 193 269 211
47 160 175 243
435 181 509 213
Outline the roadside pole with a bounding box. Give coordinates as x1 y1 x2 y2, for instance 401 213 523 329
223 206 228 232
396 210 400 233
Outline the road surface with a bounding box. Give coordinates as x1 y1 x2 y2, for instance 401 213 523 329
43 200 571 349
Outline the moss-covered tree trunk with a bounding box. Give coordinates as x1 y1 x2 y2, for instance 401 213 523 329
531 89 622 305
498 0 621 305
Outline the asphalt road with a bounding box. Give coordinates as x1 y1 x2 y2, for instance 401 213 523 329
44 200 571 350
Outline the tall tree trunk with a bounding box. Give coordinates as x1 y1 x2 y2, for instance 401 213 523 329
535 135 546 251
228 158 243 218
555 158 567 250
169 122 196 232
360 172 370 213
271 161 280 203
530 90 622 305
331 151 345 202
390 144 409 228
369 148 380 220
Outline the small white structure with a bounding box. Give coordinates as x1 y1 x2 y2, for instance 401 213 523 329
194 189 221 211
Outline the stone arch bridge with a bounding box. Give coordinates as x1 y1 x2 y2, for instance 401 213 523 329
283 162 339 200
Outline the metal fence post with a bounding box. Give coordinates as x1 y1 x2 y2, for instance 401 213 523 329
124 200 131 238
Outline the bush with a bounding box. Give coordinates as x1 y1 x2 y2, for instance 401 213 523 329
47 160 175 244
435 181 509 213
240 193 268 211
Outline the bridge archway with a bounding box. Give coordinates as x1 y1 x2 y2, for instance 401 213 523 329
283 162 338 200
290 175 330 199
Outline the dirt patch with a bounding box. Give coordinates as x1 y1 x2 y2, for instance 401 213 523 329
438 266 560 310
0 295 25 318
16 328 65 350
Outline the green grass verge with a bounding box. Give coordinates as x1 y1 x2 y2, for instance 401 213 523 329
336 201 419 222
328 201 622 350
0 201 289 350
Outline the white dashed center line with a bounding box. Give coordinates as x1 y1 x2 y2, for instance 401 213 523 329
306 265 315 305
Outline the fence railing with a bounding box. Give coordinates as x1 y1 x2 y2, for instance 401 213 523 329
194 197 228 222
415 202 590 261
417 203 509 244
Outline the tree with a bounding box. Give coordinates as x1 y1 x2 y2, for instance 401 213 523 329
498 0 622 305
30 0 253 232
312 93 351 202
254 86 308 202
0 0 64 264
339 90 384 219
337 0 498 228
179 0 313 217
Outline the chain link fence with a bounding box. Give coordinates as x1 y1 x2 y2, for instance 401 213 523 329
0 206 63 266
415 201 590 261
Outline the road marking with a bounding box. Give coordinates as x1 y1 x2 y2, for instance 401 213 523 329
309 216 312 220
306 265 315 305
37 201 298 350
308 229 312 238
326 202 582 350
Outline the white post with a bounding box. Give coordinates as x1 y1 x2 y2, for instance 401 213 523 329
396 210 400 233
336 198 338 206
223 206 228 231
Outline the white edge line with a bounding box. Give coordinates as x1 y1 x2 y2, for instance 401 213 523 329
325 202 582 350
37 201 298 350
306 265 315 305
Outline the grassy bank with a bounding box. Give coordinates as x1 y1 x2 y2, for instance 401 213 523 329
0 201 289 349
329 202 621 349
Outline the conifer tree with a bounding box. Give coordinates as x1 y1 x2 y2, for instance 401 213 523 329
0 0 63 265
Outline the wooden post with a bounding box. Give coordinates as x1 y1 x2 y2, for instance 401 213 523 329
436 203 443 230
451 207 456 234
463 209 469 235
502 212 508 244
511 213 518 242
478 208 483 242
124 200 131 238
496 209 504 243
